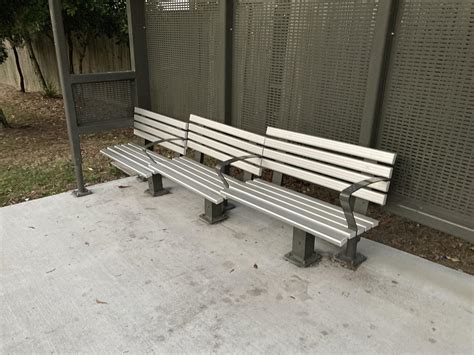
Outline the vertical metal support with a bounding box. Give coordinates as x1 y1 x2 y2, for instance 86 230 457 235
334 237 367 270
243 172 253 181
272 172 283 186
49 0 90 197
356 0 398 213
200 199 228 224
194 151 204 163
224 0 234 125
146 174 169 197
284 228 321 267
127 0 151 110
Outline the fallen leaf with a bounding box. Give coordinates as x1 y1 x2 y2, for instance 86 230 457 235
96 299 108 304
85 242 90 246
118 185 131 189
229 268 235 273
446 256 460 262
290 296 295 299
46 268 56 274
87 167 94 171
28 226 35 229
253 263 258 269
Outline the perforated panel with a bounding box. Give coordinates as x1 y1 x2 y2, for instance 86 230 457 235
232 0 379 141
72 80 134 125
377 0 474 228
145 0 223 122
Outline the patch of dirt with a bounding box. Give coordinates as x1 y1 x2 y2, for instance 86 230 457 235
0 84 472 275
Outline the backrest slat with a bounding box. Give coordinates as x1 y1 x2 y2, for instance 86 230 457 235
187 115 264 176
264 127 397 205
266 127 396 165
132 108 188 155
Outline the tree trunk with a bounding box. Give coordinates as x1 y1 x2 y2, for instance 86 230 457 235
11 45 25 92
24 37 47 90
67 32 74 74
0 108 12 128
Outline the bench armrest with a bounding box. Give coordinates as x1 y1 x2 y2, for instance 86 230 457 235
215 154 259 189
339 177 389 234
142 137 184 164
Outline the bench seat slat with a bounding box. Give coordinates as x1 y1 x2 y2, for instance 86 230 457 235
221 187 348 247
135 107 188 129
262 160 387 205
148 160 224 204
264 138 393 178
101 147 153 178
231 182 362 236
249 179 378 229
187 141 262 176
264 148 390 192
266 127 396 165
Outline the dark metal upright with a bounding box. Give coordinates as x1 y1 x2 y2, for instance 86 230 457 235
49 0 90 196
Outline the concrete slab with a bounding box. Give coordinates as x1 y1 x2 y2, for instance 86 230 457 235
1 177 473 353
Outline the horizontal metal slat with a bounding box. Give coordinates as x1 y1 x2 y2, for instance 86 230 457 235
134 114 187 139
261 159 387 205
148 161 224 204
230 182 360 236
221 188 348 247
264 138 393 178
266 127 396 165
251 179 378 226
190 114 265 144
134 129 187 155
263 148 390 192
188 132 261 165
134 122 186 146
187 141 262 176
135 107 188 129
101 147 152 178
188 124 263 155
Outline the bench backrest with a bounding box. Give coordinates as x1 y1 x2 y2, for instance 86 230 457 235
133 107 188 155
187 115 265 176
263 127 397 205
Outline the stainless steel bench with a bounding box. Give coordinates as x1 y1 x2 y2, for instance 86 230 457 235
219 127 397 269
146 114 265 224
101 107 188 196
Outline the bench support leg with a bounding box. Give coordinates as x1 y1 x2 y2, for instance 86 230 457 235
146 174 169 197
284 228 321 267
200 199 228 224
334 236 366 270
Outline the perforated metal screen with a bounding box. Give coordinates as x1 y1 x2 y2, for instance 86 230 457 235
144 0 223 122
72 80 134 125
377 0 474 229
232 0 379 141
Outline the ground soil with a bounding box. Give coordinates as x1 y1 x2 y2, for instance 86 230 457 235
1 84 473 275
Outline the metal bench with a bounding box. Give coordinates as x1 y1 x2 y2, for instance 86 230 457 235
101 107 188 196
219 127 397 269
146 114 265 224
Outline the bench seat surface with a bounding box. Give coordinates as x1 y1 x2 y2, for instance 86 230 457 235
221 178 379 247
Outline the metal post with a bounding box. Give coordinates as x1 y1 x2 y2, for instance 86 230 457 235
334 237 367 270
146 174 169 197
200 199 228 224
49 0 90 197
223 0 234 125
356 0 398 213
284 228 321 267
127 0 151 110
272 172 283 185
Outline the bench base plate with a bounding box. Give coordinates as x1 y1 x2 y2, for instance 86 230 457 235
284 251 322 268
199 213 228 225
145 188 170 197
72 189 92 198
333 252 367 270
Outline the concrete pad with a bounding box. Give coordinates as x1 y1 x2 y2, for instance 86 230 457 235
1 177 473 353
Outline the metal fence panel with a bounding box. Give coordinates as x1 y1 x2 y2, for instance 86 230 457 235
144 0 224 122
232 0 380 142
377 0 474 234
